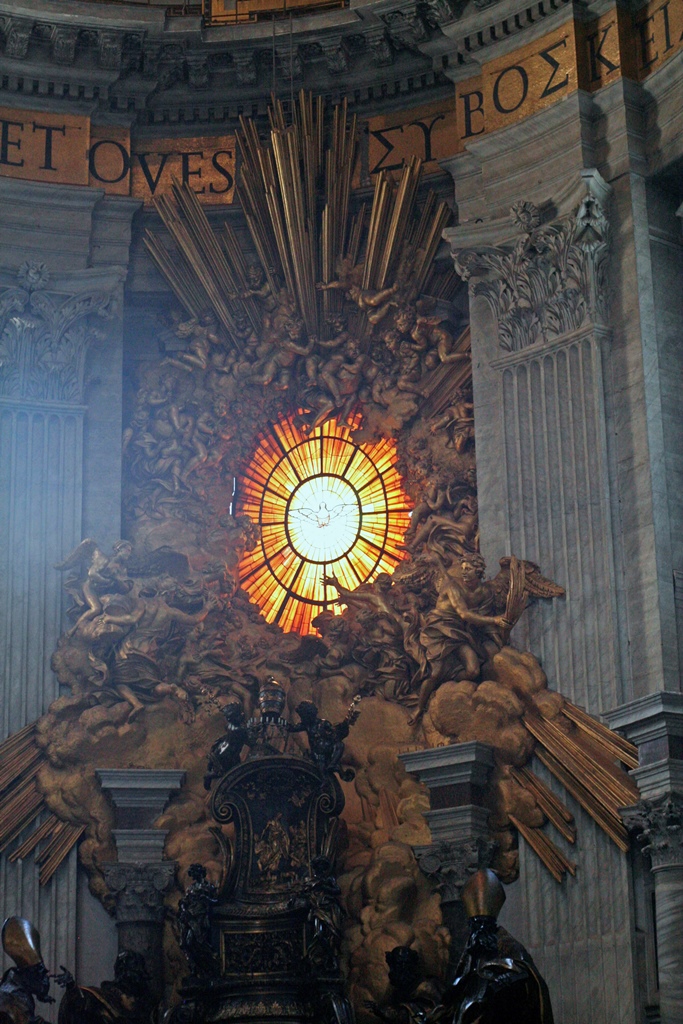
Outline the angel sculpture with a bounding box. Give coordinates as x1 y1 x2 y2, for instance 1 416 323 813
414 553 564 719
317 258 401 326
429 390 475 452
55 538 133 629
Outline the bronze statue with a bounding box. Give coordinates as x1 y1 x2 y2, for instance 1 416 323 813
204 703 249 788
365 946 441 1024
431 870 554 1024
177 865 220 978
297 855 344 972
0 917 59 1024
56 950 155 1024
290 696 361 779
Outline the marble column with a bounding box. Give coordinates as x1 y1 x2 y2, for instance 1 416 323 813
399 742 495 970
607 693 683 1024
621 797 683 1024
98 769 184 1001
443 155 640 1024
0 181 140 1016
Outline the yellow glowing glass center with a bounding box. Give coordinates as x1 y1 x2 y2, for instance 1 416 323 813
236 415 412 635
287 477 360 562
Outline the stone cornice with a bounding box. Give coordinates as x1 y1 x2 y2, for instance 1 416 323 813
0 0 653 126
0 0 453 124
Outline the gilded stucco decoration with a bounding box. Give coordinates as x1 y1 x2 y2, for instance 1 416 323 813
0 93 637 1019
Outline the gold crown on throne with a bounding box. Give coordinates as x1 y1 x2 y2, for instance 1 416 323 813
461 869 507 919
2 917 44 969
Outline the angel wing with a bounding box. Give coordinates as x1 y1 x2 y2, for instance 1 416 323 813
494 556 565 605
392 554 441 598
54 538 100 571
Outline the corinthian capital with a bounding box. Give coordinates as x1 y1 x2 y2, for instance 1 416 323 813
103 863 175 924
0 262 122 404
621 794 683 871
447 170 612 353
415 838 496 904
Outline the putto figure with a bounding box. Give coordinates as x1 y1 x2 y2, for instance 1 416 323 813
204 703 249 789
290 696 361 780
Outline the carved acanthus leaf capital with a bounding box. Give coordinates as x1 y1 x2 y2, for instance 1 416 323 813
415 838 496 904
621 794 683 871
103 862 175 924
0 264 119 404
450 175 612 352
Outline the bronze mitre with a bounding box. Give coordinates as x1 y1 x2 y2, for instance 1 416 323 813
460 869 506 919
1 919 43 969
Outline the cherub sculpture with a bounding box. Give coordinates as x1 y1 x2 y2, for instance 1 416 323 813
177 865 220 979
162 311 228 374
318 258 400 326
429 391 474 452
55 539 133 628
290 696 361 780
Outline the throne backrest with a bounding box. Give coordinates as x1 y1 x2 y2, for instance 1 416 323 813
211 753 344 903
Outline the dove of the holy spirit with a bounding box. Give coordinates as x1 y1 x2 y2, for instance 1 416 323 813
286 476 360 561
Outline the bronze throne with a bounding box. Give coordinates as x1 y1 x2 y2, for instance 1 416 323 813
176 684 356 1024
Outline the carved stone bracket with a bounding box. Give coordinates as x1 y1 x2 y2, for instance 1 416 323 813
0 262 120 405
98 30 124 72
1 17 33 59
234 51 257 86
364 27 394 66
622 794 683 872
448 171 612 353
50 25 78 65
319 37 349 75
382 9 427 49
421 0 460 28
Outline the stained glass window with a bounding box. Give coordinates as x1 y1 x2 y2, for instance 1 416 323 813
236 414 412 635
